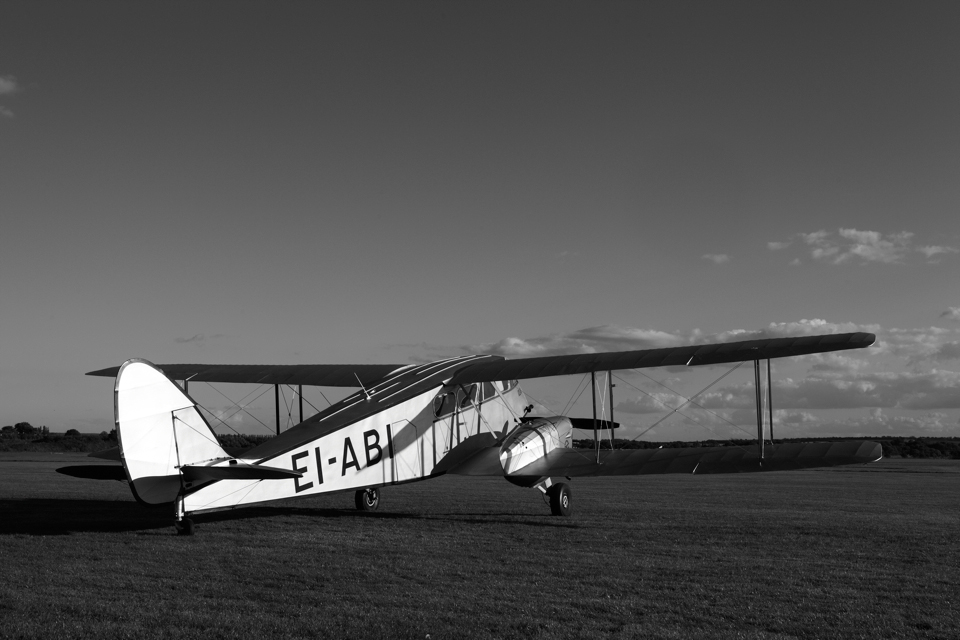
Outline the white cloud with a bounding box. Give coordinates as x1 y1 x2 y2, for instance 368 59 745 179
702 253 730 264
880 326 954 362
934 342 960 361
774 409 819 425
470 319 879 359
0 76 18 95
940 307 960 322
475 325 692 357
774 228 954 266
836 228 912 264
0 76 20 118
807 352 871 374
802 230 830 245
918 245 959 259
698 369 960 411
174 333 225 345
616 392 687 415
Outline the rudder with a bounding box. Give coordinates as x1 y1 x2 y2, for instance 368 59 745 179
115 359 228 504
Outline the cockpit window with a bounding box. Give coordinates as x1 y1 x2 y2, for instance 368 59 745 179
434 384 478 417
481 382 497 401
458 384 478 408
433 392 456 417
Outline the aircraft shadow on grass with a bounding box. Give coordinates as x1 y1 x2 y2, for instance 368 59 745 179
0 497 575 536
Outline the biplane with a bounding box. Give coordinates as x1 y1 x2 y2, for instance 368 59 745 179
81 331 882 535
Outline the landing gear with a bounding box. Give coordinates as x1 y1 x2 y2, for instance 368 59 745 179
548 482 572 517
175 517 195 536
355 487 380 511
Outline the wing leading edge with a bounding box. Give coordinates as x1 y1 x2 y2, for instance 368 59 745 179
86 333 875 388
449 332 876 384
85 363 408 387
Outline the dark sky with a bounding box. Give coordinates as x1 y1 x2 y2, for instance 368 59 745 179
2 1 959 437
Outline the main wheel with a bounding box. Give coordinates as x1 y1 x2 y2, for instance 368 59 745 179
548 483 572 517
355 488 380 511
175 517 195 536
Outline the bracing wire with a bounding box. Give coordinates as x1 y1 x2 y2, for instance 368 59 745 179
560 374 590 418
279 385 293 430
293 387 325 417
200 382 276 434
614 362 755 449
612 373 751 438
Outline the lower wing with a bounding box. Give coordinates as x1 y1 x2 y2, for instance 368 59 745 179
512 440 881 476
447 440 883 478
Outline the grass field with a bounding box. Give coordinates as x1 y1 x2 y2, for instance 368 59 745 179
1 453 957 639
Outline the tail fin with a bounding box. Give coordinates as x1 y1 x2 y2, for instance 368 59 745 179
115 359 228 505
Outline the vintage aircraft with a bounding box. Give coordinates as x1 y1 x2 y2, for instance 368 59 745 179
83 331 881 535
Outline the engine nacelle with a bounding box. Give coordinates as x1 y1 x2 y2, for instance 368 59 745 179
499 416 573 475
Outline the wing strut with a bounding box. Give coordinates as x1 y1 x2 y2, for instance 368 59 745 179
754 360 764 460
753 359 776 462
767 360 774 442
608 372 615 451
275 384 280 435
590 371 616 462
591 372 599 462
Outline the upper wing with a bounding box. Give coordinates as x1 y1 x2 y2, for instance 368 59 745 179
449 332 876 384
85 363 407 387
86 332 875 387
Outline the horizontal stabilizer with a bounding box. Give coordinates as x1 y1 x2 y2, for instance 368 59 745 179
56 465 127 481
510 440 882 477
569 418 619 430
180 462 303 483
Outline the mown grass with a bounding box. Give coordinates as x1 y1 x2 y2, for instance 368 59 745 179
1 453 957 639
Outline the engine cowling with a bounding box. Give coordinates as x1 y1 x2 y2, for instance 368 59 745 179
499 416 573 475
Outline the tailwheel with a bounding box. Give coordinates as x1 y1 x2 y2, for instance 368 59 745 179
548 482 572 517
175 517 196 536
355 487 380 511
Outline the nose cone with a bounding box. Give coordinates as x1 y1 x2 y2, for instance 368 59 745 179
499 416 573 475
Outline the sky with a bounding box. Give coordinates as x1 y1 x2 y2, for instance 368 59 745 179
2 1 959 440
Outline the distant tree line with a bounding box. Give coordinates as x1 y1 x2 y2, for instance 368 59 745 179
0 422 117 452
4 420 959 459
1 422 50 437
572 436 960 459
215 433 275 455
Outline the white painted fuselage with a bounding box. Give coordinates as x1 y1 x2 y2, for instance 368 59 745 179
181 365 529 515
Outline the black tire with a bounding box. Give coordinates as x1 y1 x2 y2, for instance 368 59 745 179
175 517 195 536
355 488 380 511
548 483 572 517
